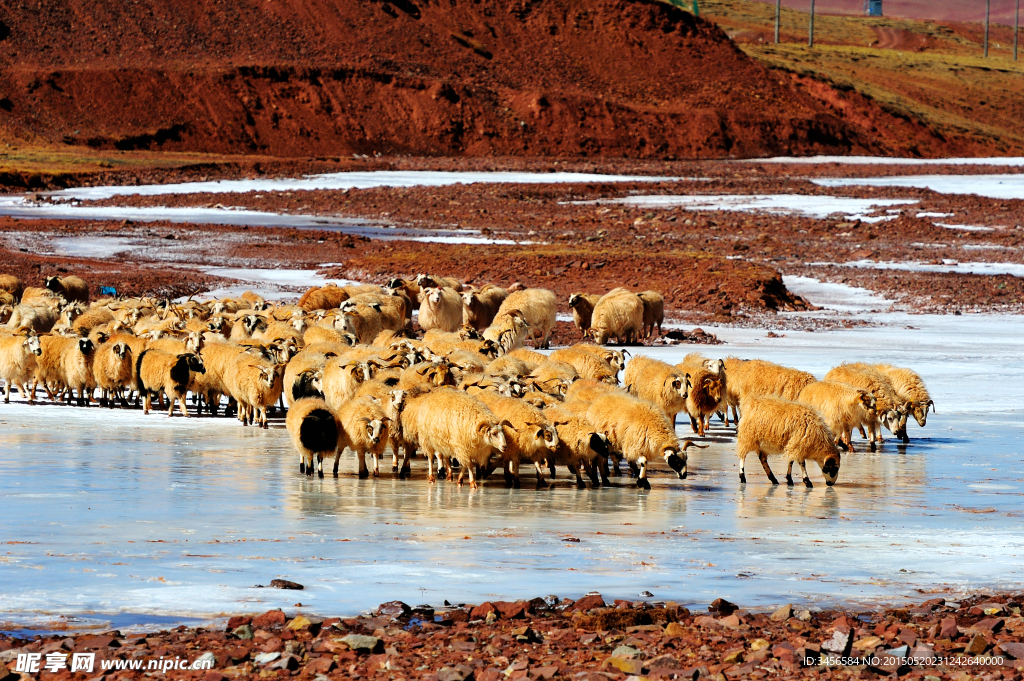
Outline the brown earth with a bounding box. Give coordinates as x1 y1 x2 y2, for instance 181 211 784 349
0 0 992 161
2 593 1023 681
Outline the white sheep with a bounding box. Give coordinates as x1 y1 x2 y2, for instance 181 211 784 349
0 330 41 403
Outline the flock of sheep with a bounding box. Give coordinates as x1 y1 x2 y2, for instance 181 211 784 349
0 272 933 489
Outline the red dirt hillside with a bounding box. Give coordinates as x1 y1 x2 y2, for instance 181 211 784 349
0 0 967 159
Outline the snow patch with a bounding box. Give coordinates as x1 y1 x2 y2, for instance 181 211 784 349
568 194 917 221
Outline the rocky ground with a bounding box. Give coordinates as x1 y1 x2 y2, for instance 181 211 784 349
3 594 1023 681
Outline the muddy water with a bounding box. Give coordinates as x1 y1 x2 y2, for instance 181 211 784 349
2 279 1022 631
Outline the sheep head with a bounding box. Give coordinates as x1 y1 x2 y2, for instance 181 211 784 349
24 334 42 356
182 354 207 375
663 445 686 479
481 422 508 453
821 452 841 487
77 338 95 355
911 399 934 427
359 417 386 445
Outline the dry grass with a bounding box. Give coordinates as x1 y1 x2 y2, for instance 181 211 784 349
693 0 1024 153
0 146 273 177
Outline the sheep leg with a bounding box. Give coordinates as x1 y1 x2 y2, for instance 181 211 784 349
178 395 190 418
547 459 556 479
627 461 640 478
533 462 548 489
332 452 341 478
357 450 369 479
372 452 380 478
739 455 747 484
399 445 413 480
426 450 436 484
689 415 700 435
636 456 651 490
299 453 306 475
512 460 521 489
306 455 315 477
142 392 151 415
2 383 8 404
573 463 586 489
316 454 324 479
759 452 779 485
785 461 794 486
799 460 813 488
467 463 478 490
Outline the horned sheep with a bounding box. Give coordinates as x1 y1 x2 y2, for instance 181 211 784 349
590 288 644 346
45 275 89 304
493 288 557 349
797 380 876 452
637 290 665 339
462 285 508 332
567 293 600 338
136 349 206 417
624 356 689 425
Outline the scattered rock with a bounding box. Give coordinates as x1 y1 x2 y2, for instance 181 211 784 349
965 634 989 656
377 601 410 618
769 604 793 622
338 634 384 654
269 579 303 590
708 598 738 616
821 628 853 657
796 609 812 622
252 610 286 629
611 645 640 659
253 652 281 665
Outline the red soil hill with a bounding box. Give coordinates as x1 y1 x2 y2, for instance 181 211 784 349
0 0 961 158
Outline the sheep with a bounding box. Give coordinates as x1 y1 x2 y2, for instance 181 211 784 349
7 301 60 333
45 275 89 304
92 340 134 408
485 354 535 379
331 394 392 478
871 364 933 430
298 285 350 311
286 397 341 477
401 387 507 487
344 293 406 332
797 381 876 452
0 329 41 403
482 310 530 355
493 288 557 348
573 345 627 376
0 274 24 301
136 350 206 417
564 377 620 404
21 287 57 305
567 293 600 338
476 390 559 488
508 347 546 365
354 382 407 474
735 396 841 488
415 273 462 292
669 362 724 436
590 288 644 346
624 356 689 425
526 359 578 396
417 287 463 333
385 278 421 310
397 361 456 390
726 358 816 413
583 391 701 489
323 358 370 411
283 350 330 407
229 313 268 342
462 285 508 331
549 345 618 384
543 404 612 487
224 357 282 428
339 302 384 344
637 291 665 339
35 335 96 406
823 364 909 447
71 306 115 336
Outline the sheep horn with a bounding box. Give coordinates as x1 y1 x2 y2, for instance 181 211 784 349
679 440 710 450
927 399 935 414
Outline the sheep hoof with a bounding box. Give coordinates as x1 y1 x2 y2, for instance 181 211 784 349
358 470 369 479
902 435 910 444
786 475 794 486
513 479 521 489
536 479 548 489
428 475 436 484
803 477 813 488
391 465 398 473
372 471 379 478
636 478 651 490
870 442 877 452
333 471 338 478
738 473 746 484
768 474 779 485
317 470 324 479
299 463 306 474
576 480 587 489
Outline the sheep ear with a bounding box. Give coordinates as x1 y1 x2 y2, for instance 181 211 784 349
927 399 935 414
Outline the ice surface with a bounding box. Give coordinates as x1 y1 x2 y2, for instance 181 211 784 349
36 170 676 201
753 155 1024 166
815 259 1024 277
814 174 1024 200
198 268 359 290
3 278 1024 628
570 194 917 220
935 223 996 232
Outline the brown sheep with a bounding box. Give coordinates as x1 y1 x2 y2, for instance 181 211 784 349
567 293 600 338
0 275 24 302
494 288 557 348
136 349 206 417
462 285 508 332
591 288 644 346
797 381 876 452
92 340 134 408
45 275 89 304
0 329 41 403
637 291 665 339
624 356 689 425
298 285 350 311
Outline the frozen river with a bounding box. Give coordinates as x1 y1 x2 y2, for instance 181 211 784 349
2 283 1023 633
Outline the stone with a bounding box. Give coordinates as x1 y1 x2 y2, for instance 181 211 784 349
231 625 253 640
338 634 384 654
604 657 642 675
226 616 252 630
749 639 769 652
999 641 1024 659
611 646 640 659
965 634 989 656
303 658 336 675
721 649 744 664
772 642 796 658
693 616 720 628
796 610 812 622
708 598 738 616
251 610 286 629
939 616 959 639
485 611 498 625
884 644 909 658
573 594 606 611
897 628 917 648
821 629 853 657
441 609 469 623
769 604 793 622
269 579 303 590
494 601 529 619
195 652 217 666
253 652 281 665
436 666 474 681
718 614 742 629
852 636 883 651
285 616 311 631
80 636 119 649
267 655 299 671
830 616 853 633
910 644 936 662
663 622 687 638
532 666 558 680
204 673 225 681
971 617 1004 633
377 601 411 618
646 654 681 669
470 602 497 620
921 598 946 610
